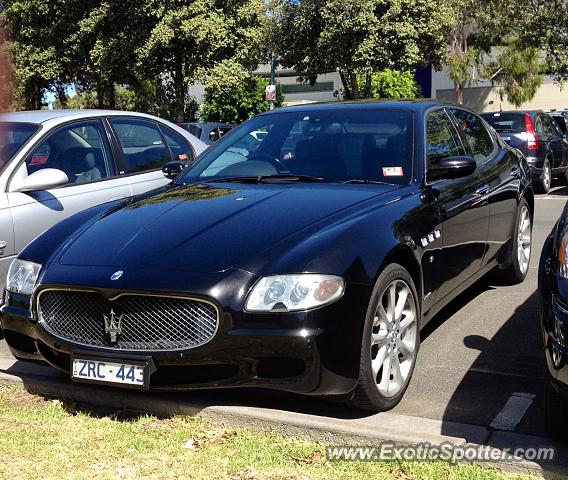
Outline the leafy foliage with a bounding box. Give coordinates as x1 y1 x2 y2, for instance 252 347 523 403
358 70 421 99
137 0 267 121
201 60 283 123
272 0 453 99
492 45 544 108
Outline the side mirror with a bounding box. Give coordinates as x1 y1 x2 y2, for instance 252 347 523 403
12 168 68 192
162 161 189 180
427 156 476 182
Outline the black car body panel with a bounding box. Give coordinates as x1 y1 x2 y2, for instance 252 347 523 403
1 100 533 396
539 202 568 392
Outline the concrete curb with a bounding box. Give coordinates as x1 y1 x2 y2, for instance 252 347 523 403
0 357 567 478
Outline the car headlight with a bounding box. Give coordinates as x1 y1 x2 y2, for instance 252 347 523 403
245 274 345 312
560 232 568 279
6 259 41 295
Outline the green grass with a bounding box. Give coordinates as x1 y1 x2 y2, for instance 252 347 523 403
0 386 536 480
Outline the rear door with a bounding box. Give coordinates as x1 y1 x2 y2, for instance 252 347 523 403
450 108 518 264
108 118 195 196
7 119 132 255
426 109 489 301
0 192 15 286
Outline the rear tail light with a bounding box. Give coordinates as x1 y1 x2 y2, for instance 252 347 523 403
525 113 539 150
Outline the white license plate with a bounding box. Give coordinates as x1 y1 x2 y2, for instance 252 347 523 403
71 357 147 388
502 136 511 141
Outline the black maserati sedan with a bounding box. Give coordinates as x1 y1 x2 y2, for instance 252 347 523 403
539 203 568 439
0 100 533 412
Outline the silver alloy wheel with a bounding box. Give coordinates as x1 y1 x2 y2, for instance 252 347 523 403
544 163 551 190
371 279 417 398
517 205 531 275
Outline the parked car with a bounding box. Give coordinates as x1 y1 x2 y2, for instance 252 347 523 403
178 122 237 144
481 110 568 193
0 110 207 289
1 100 532 412
539 205 568 439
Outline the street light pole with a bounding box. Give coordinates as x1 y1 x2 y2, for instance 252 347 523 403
270 52 276 110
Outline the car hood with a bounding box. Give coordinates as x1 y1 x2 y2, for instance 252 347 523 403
59 182 398 273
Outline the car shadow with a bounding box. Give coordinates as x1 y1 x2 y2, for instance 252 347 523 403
547 186 568 196
438 288 568 475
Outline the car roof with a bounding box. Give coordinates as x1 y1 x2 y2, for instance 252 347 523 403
0 109 169 124
481 110 543 116
257 98 460 116
180 122 237 128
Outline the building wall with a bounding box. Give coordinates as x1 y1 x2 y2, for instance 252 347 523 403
432 66 568 113
188 70 342 107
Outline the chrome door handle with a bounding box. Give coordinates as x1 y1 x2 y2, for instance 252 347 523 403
0 241 6 255
475 184 490 196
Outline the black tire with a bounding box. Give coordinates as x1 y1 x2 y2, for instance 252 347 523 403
497 198 532 285
545 377 568 441
535 159 552 194
348 263 420 412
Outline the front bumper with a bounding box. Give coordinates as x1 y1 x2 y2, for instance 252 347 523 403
0 267 369 396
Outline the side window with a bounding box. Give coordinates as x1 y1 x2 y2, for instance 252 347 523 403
110 118 170 174
545 115 562 136
26 120 114 185
426 110 466 169
450 109 495 164
219 127 233 139
208 128 221 143
159 126 195 163
535 116 547 134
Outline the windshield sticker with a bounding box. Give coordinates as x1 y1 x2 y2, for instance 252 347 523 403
383 166 403 177
179 154 188 160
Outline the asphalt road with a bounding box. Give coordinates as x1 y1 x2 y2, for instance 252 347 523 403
1 187 566 439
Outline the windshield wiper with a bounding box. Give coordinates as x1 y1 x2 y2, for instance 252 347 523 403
340 179 391 185
199 174 325 184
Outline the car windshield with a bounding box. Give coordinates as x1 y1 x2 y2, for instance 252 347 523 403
481 113 526 132
177 108 414 185
0 122 39 172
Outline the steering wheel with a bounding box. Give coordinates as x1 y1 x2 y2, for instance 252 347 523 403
248 152 288 173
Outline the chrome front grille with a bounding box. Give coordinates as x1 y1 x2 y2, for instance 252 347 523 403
37 290 219 351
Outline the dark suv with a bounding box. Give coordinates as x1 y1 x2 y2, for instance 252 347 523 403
481 111 568 193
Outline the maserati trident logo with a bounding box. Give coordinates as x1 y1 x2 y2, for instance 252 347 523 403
110 270 124 281
103 308 123 344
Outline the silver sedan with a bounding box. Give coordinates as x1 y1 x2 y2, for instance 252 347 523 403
0 109 207 287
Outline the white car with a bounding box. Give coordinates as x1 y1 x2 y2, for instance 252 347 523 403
0 109 207 287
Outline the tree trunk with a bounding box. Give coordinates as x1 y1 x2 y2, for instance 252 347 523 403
350 72 359 99
108 83 116 110
454 81 464 104
97 79 105 109
173 59 185 122
339 70 352 99
364 72 372 98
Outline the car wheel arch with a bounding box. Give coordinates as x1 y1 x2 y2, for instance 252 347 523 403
373 245 423 312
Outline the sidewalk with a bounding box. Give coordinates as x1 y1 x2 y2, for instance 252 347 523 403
0 357 566 478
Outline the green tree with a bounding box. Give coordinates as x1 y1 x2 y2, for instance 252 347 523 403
358 69 421 99
1 0 83 109
444 0 492 104
491 44 544 108
496 0 568 81
272 0 453 100
201 59 283 123
138 0 267 122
